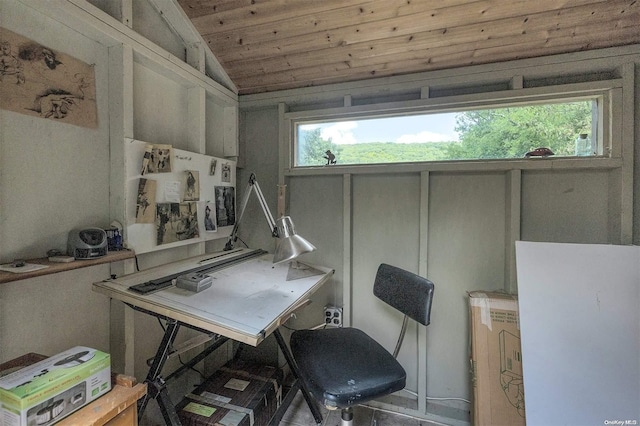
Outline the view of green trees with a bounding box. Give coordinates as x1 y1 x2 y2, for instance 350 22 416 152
297 101 593 166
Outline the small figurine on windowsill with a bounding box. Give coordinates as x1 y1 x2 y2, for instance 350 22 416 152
323 150 337 165
524 147 554 158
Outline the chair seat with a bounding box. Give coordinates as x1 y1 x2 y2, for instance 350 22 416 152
290 327 406 409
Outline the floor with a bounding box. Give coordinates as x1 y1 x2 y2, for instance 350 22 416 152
279 390 446 426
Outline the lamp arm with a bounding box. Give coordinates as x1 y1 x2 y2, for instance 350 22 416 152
224 173 277 251
251 179 278 237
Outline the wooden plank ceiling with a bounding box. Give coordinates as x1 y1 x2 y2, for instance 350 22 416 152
177 0 640 95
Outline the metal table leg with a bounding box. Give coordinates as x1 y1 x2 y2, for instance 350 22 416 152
137 318 181 426
274 329 324 425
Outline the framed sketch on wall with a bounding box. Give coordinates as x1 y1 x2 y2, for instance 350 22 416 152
0 27 97 128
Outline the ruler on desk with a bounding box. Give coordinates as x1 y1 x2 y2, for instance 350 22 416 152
129 248 266 294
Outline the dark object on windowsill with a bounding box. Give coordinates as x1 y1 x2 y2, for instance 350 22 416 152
525 147 554 158
323 150 337 165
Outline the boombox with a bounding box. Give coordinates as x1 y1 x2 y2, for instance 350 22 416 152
67 228 108 259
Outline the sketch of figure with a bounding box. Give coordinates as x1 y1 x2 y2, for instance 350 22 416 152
204 204 216 232
215 186 235 227
221 163 231 183
18 43 62 70
42 48 62 70
0 41 25 84
184 171 199 201
136 178 156 223
30 89 77 119
146 145 173 173
1 27 97 128
156 202 199 245
156 204 172 245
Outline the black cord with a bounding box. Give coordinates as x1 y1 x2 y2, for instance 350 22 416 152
280 324 301 331
134 254 140 272
157 317 166 333
178 354 205 381
236 236 249 248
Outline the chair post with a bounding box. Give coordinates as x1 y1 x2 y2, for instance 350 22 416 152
392 314 409 358
341 407 354 426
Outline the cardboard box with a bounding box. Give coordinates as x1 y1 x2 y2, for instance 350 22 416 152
177 360 282 426
0 347 111 426
469 291 525 426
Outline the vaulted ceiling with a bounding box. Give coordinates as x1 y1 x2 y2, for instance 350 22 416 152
176 0 640 95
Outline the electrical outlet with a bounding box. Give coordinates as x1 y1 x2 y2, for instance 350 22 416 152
324 306 342 327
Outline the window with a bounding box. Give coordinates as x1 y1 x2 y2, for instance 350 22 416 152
294 98 601 167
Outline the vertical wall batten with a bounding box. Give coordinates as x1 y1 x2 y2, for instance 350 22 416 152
620 63 635 244
343 173 352 327
505 170 522 293
278 103 290 186
418 171 430 414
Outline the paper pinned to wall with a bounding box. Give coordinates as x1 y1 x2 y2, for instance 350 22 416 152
164 181 181 203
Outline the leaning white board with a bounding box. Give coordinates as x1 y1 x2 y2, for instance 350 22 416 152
515 241 639 426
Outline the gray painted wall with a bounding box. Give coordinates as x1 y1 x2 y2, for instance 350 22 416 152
238 49 640 405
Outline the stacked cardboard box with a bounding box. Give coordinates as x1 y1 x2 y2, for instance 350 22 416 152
177 360 282 426
469 291 525 426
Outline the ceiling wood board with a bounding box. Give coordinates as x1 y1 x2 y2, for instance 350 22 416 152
177 0 640 94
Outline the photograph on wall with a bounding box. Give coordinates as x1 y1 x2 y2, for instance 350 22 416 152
221 163 231 183
209 159 217 176
204 202 217 232
0 27 97 128
215 186 235 227
135 178 157 223
156 202 199 245
183 170 199 201
141 144 173 174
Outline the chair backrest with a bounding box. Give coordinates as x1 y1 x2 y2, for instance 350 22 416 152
373 263 434 326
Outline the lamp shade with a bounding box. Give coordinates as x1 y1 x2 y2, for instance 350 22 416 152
273 216 316 264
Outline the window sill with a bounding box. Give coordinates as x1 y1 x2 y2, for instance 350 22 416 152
285 156 623 176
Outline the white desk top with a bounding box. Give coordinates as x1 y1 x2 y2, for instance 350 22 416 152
93 249 334 346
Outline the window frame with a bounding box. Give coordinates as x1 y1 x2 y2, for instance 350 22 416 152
283 79 622 175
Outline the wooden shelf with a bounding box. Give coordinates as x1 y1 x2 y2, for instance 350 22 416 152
57 378 147 426
0 251 135 284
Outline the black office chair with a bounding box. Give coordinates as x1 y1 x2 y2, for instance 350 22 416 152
290 263 435 426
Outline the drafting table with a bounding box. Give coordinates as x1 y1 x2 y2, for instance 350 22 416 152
93 248 334 425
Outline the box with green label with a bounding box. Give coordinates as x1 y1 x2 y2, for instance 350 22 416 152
0 346 111 426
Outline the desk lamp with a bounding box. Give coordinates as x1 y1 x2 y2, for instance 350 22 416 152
224 173 316 264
